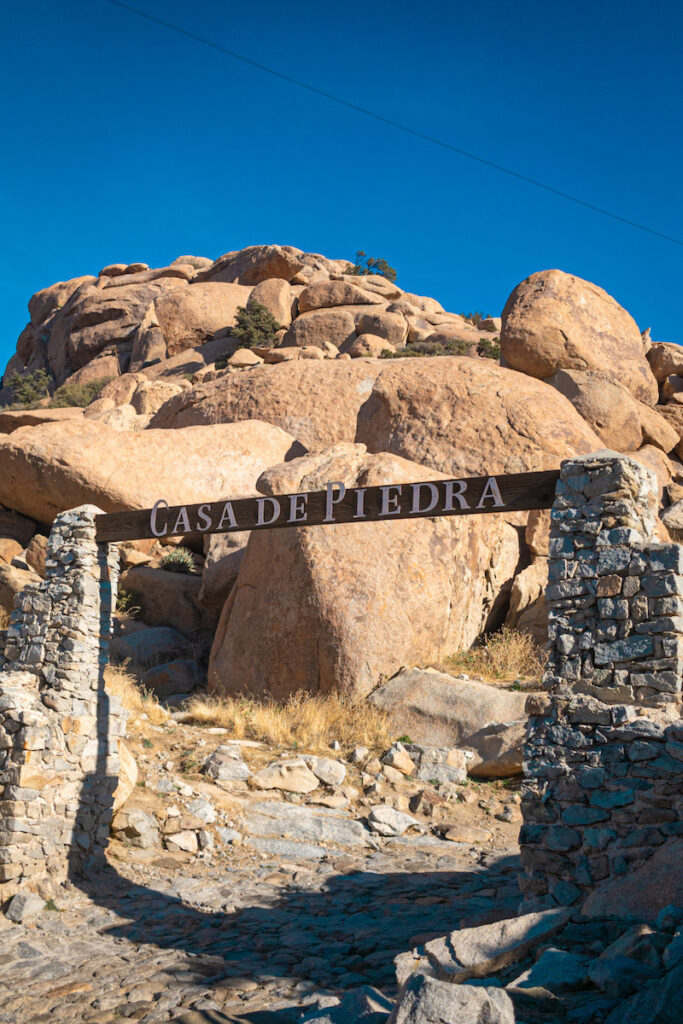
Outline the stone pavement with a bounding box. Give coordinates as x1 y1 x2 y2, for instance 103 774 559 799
0 836 521 1023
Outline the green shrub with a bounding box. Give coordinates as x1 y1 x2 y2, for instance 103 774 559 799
381 337 474 359
50 376 114 408
463 311 492 327
116 588 141 617
6 369 52 407
349 250 397 283
160 547 196 574
231 302 281 349
476 338 500 361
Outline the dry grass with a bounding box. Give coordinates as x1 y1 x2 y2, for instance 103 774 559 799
104 663 170 728
183 691 392 754
0 607 11 630
439 627 546 684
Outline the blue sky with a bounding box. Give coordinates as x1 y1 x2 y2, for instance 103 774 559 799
1 0 681 369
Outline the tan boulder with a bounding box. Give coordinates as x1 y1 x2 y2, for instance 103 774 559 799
341 274 402 299
154 282 251 355
0 562 40 613
646 342 683 384
525 510 550 558
48 278 186 381
661 375 683 402
65 349 123 385
149 359 384 451
283 309 356 349
119 567 206 634
251 759 320 793
203 245 304 285
582 838 683 921
355 311 408 347
261 346 300 363
228 348 263 368
347 335 394 358
500 270 658 403
401 293 444 315
28 275 96 327
247 278 293 326
88 404 150 432
355 356 602 476
505 560 548 646
297 281 380 313
546 369 642 451
25 534 48 577
636 402 679 453
368 667 529 778
208 445 520 700
0 408 84 434
99 263 128 278
0 538 23 564
130 380 183 415
100 265 194 289
112 741 138 812
0 418 303 523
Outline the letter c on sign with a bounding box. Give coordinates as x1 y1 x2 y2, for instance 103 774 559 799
150 499 169 537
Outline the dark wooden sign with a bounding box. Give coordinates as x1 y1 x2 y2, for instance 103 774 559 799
95 469 560 543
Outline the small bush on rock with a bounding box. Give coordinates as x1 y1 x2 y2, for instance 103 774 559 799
476 338 500 360
441 627 545 682
50 376 114 408
463 311 491 327
160 547 196 574
231 302 281 349
349 250 397 283
6 369 52 407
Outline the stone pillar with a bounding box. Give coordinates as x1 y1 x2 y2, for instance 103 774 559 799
0 506 125 898
521 454 683 910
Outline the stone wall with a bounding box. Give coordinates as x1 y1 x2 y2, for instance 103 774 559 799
521 454 683 910
0 506 124 897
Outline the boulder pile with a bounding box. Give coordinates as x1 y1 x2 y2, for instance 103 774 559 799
2 247 681 708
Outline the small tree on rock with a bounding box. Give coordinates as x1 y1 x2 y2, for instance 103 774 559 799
231 302 282 349
349 250 397 283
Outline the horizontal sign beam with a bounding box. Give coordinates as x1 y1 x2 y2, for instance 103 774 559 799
95 469 560 543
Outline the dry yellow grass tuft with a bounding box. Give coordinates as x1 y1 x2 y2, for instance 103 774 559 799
183 691 392 754
0 607 11 630
440 626 546 683
104 663 170 728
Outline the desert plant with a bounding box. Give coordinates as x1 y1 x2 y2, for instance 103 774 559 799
50 376 113 408
6 369 52 407
116 588 141 617
476 338 500 360
463 311 491 327
104 663 170 728
349 250 397 283
183 691 392 754
231 302 281 349
439 627 546 682
381 337 474 359
160 546 196 574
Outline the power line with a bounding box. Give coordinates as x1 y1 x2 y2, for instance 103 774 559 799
105 0 683 248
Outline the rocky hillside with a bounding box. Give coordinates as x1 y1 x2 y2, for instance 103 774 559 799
1 243 682 706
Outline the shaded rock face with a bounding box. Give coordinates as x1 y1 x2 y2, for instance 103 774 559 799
500 269 658 404
208 445 520 700
0 418 303 522
150 359 385 450
355 356 602 476
547 369 643 452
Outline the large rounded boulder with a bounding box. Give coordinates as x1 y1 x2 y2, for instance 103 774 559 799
207 444 520 700
500 270 657 403
150 359 385 450
354 356 602 476
0 418 303 523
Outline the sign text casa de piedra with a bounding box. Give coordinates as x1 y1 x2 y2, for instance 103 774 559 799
95 469 560 543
